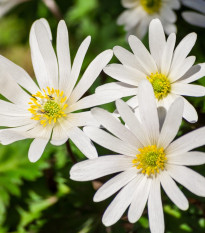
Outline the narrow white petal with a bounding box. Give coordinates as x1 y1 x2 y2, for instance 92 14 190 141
0 129 27 145
91 107 141 147
102 175 143 227
65 36 91 97
0 100 29 116
149 19 166 69
103 64 146 86
168 151 205 166
182 98 198 123
0 56 39 94
161 7 177 23
122 0 138 8
182 12 205 28
128 35 158 75
167 0 180 9
160 171 189 210
138 80 159 145
166 126 205 156
94 167 138 202
116 99 150 146
148 178 164 233
57 20 71 92
34 20 58 88
128 176 152 223
28 138 49 162
168 165 205 197
158 98 184 149
50 122 69 144
70 155 133 181
0 115 33 127
84 126 138 156
69 50 113 103
182 0 205 14
161 33 176 76
171 83 205 97
68 127 98 159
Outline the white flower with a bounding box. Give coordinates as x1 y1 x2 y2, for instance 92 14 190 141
70 80 205 232
182 0 205 28
100 18 205 123
117 0 180 39
0 19 122 162
0 0 28 17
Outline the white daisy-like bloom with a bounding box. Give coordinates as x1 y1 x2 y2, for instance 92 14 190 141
0 0 28 17
0 18 124 162
100 19 205 123
117 0 180 39
182 0 205 28
70 80 205 232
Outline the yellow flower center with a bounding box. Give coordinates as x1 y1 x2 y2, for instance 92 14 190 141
28 87 68 127
140 0 162 14
147 72 171 100
133 145 167 176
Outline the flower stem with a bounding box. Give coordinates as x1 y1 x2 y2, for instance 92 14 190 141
66 140 77 163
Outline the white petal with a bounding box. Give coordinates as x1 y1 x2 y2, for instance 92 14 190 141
148 178 164 233
138 80 159 145
179 63 205 84
0 68 31 105
91 107 141 147
102 175 143 227
128 35 158 75
0 115 33 127
116 99 150 146
149 19 166 69
0 100 28 116
0 129 27 145
182 12 205 28
182 97 198 123
28 138 49 162
70 155 133 181
171 83 205 97
0 55 39 94
65 36 91 97
50 122 69 144
94 167 138 202
166 126 205 156
122 0 138 8
168 151 205 166
69 50 113 103
157 98 184 149
160 171 188 210
128 176 152 223
161 7 177 23
57 20 71 92
84 126 138 156
182 0 205 14
170 33 197 77
34 20 58 88
169 56 196 82
168 165 205 197
103 64 146 86
163 23 177 35
68 127 98 159
161 33 176 76
167 0 180 9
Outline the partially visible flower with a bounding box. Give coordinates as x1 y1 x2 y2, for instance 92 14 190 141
0 19 121 162
182 0 205 28
100 19 205 123
0 0 28 18
70 80 205 232
117 0 180 39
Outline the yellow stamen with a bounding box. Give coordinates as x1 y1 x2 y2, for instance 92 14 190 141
147 72 171 100
140 0 162 14
133 145 167 176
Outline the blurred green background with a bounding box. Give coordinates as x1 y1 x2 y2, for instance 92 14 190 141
0 0 205 232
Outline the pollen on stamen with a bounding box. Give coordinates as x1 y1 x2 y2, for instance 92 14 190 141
28 87 68 127
133 145 167 176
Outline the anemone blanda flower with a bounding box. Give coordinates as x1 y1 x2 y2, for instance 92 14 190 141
182 0 205 28
100 18 205 123
117 0 180 39
0 18 122 162
70 80 205 232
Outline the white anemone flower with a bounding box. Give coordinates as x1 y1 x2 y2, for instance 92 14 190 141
70 80 205 232
182 0 205 28
117 0 180 39
0 0 28 17
0 18 122 162
100 18 205 123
